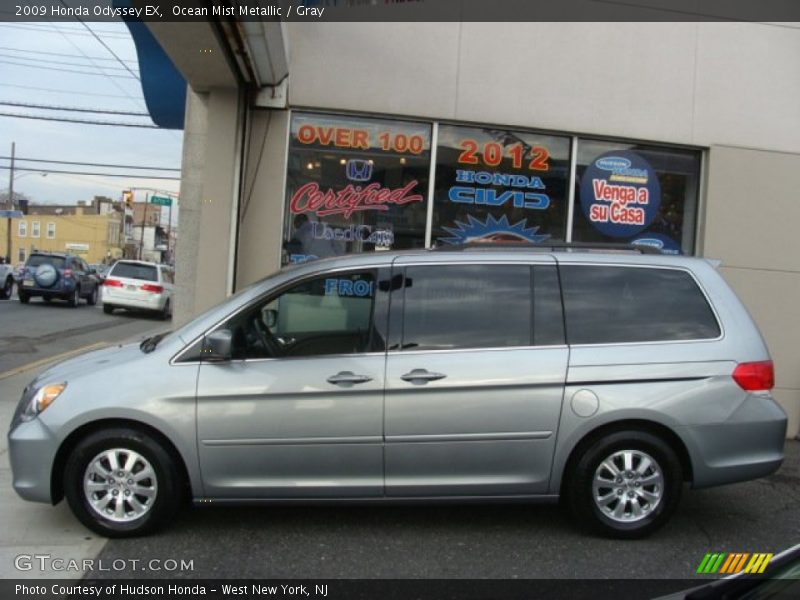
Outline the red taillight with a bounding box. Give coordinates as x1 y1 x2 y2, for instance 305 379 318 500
732 361 774 391
140 284 164 293
104 278 123 287
63 268 73 278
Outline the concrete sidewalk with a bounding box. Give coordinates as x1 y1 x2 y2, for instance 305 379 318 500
0 369 107 579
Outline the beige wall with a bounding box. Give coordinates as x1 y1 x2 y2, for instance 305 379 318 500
287 22 800 154
173 87 241 325
0 214 121 265
703 146 800 437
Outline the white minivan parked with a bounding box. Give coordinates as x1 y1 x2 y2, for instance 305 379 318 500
101 260 173 320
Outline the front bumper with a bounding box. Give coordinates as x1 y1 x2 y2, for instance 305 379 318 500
8 417 59 503
681 394 788 489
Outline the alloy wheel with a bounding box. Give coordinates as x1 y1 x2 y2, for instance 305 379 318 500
592 449 664 523
83 448 158 523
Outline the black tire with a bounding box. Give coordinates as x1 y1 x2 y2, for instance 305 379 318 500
63 427 183 538
565 430 682 539
68 287 80 308
0 276 12 299
18 290 29 304
160 299 171 321
86 286 98 306
103 303 114 314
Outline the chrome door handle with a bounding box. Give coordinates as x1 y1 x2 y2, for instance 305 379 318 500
400 369 447 384
327 371 373 385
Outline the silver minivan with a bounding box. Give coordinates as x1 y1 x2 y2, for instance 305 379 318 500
8 245 788 538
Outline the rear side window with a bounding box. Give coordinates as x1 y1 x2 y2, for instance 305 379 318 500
400 264 532 351
27 255 65 269
560 265 720 344
111 262 158 282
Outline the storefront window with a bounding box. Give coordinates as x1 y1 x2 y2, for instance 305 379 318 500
283 113 432 265
432 125 571 245
573 139 701 254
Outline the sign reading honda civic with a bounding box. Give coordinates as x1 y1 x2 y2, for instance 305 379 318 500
579 151 661 238
433 125 570 244
284 113 431 264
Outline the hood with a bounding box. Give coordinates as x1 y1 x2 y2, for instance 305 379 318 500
28 342 145 390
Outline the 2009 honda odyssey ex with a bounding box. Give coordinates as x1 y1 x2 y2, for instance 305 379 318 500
8 244 787 538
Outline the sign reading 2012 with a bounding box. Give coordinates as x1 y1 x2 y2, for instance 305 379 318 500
457 139 550 171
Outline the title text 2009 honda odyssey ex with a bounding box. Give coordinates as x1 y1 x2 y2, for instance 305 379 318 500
8 244 787 538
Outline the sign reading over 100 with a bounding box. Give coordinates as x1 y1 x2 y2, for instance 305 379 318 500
295 123 426 155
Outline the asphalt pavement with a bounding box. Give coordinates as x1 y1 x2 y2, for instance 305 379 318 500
0 287 171 376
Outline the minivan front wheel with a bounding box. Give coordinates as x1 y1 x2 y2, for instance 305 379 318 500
566 430 682 539
64 428 182 537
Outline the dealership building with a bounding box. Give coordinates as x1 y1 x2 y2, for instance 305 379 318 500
135 17 800 437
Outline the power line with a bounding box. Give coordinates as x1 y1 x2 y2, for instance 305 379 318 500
49 21 147 115
0 100 150 117
0 111 159 128
0 165 180 181
1 156 180 171
0 58 138 79
0 83 135 100
0 52 138 73
0 46 137 65
60 1 141 81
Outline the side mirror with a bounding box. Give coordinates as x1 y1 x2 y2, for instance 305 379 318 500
263 308 278 329
203 330 233 362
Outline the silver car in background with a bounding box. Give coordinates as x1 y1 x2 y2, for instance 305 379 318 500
8 245 787 538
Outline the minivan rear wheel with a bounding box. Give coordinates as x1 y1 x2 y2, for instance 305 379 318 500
64 428 182 538
566 430 682 539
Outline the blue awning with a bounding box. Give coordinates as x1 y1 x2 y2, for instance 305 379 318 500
118 1 187 130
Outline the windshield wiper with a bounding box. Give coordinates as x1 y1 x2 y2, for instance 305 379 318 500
140 332 169 353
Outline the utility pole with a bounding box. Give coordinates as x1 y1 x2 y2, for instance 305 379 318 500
5 141 15 263
139 193 149 260
167 197 173 264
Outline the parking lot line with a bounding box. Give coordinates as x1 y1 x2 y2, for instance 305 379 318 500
0 341 108 382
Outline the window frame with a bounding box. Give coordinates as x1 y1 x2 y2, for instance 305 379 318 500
558 263 724 347
17 220 26 237
279 110 705 261
31 221 40 238
46 222 56 239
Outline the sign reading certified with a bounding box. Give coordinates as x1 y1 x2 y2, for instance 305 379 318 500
580 151 661 238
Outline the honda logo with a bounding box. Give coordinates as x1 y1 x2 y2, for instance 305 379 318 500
345 159 373 182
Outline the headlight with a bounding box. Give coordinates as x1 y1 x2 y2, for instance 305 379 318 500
21 383 67 421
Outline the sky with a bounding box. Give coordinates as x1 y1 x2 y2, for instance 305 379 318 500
0 18 183 224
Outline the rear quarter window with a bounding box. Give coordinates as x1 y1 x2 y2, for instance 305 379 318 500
560 265 721 344
111 262 158 282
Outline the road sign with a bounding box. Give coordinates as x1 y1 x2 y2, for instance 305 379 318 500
0 210 23 218
150 195 173 206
